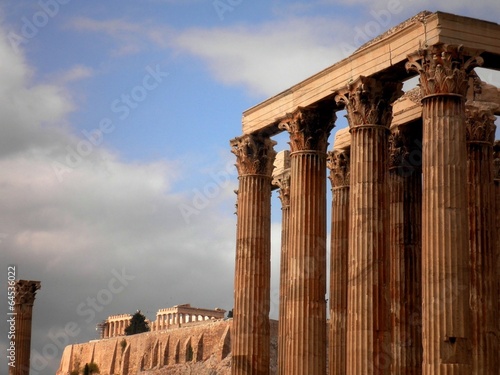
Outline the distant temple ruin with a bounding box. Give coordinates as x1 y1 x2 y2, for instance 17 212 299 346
231 10 500 375
99 304 226 339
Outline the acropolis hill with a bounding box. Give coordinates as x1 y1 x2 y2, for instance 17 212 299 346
49 9 500 375
56 304 279 375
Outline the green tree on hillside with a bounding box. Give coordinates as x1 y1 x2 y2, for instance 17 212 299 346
125 310 150 336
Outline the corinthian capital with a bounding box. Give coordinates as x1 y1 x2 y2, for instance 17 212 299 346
272 150 291 208
465 103 497 144
15 280 41 306
406 44 483 97
278 105 335 153
230 134 276 176
273 172 290 208
327 150 350 188
335 76 402 127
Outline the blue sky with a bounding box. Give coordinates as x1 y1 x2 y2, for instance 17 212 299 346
1 1 499 374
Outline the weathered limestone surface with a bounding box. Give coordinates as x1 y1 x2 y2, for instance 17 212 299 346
231 134 276 375
406 44 482 375
57 320 279 375
327 149 350 375
104 314 131 338
271 150 291 375
336 76 401 375
391 77 500 130
465 104 498 375
9 280 41 375
279 105 334 375
388 126 422 375
494 141 500 350
232 11 500 375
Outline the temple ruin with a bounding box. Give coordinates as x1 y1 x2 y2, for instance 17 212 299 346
99 304 226 339
151 304 226 331
230 11 500 375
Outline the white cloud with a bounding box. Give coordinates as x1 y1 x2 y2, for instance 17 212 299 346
67 14 352 97
173 17 349 97
319 0 500 19
57 64 94 84
69 17 171 56
0 32 73 158
172 4 500 98
0 19 238 375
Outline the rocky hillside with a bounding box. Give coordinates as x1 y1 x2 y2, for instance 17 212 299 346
57 319 278 375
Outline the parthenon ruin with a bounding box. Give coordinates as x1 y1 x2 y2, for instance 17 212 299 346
99 304 226 339
230 11 500 375
151 304 226 331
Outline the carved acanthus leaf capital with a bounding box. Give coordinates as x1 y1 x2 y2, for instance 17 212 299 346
327 150 350 187
406 44 483 97
335 76 403 127
465 103 497 144
15 280 41 306
230 134 276 176
272 172 291 208
494 141 500 181
278 106 335 153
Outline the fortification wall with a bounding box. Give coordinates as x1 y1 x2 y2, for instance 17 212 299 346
57 319 278 375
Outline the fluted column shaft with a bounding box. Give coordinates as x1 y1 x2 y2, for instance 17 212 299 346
407 44 483 375
272 158 291 375
465 105 498 375
421 94 471 374
279 105 335 375
231 134 276 375
9 280 41 375
388 128 422 375
494 141 500 347
327 149 350 375
337 76 402 375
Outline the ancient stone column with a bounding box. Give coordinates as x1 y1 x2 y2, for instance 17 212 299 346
327 149 350 375
406 44 483 374
465 104 498 375
272 151 291 375
336 76 402 375
9 280 41 375
278 105 334 375
388 126 422 375
231 133 276 375
494 141 500 345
